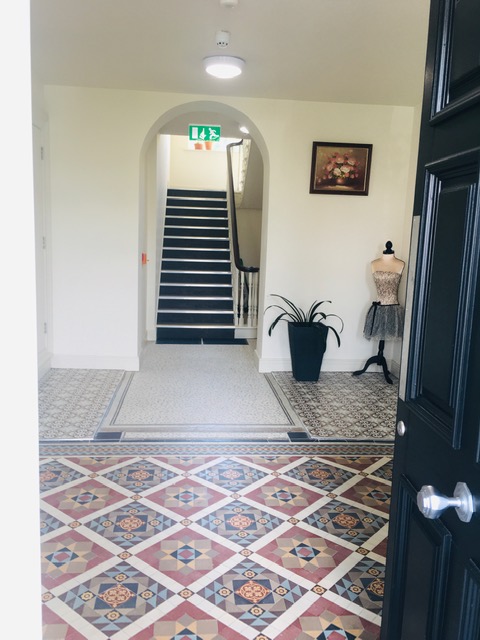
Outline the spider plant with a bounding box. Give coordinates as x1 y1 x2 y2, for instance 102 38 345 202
265 294 344 346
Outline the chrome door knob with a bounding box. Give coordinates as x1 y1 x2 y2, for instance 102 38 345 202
417 482 475 523
396 420 406 436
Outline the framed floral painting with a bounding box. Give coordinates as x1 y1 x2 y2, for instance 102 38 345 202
309 142 373 195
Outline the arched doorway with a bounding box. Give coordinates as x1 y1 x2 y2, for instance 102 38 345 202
138 101 269 354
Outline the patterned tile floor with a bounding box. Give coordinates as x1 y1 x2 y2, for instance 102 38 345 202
40 442 391 639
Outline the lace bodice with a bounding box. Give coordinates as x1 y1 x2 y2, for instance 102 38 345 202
373 270 401 305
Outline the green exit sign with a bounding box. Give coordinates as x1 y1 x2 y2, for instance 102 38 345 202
189 125 221 142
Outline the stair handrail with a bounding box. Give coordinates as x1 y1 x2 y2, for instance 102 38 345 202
226 139 259 328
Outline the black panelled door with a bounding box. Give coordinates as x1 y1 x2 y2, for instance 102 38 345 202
381 1 480 638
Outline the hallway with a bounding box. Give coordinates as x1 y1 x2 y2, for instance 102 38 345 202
38 343 397 443
39 342 395 638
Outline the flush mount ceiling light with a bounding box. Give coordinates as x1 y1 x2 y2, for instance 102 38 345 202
204 56 245 79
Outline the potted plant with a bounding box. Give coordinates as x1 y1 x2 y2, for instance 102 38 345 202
266 295 344 382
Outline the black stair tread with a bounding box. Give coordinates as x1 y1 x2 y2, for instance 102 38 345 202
163 238 229 248
161 269 231 275
165 217 228 226
165 207 228 220
159 286 233 297
156 326 235 342
161 259 230 263
164 228 229 238
157 299 233 311
161 262 231 272
161 279 232 286
157 317 234 325
167 188 226 199
166 198 227 208
158 296 234 300
163 246 230 252
159 282 232 287
158 307 233 312
156 323 235 329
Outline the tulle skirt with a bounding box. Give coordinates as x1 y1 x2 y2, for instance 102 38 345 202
363 303 404 340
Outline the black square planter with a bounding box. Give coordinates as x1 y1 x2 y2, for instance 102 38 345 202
288 322 328 382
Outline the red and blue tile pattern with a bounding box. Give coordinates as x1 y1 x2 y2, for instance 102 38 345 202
40 442 391 639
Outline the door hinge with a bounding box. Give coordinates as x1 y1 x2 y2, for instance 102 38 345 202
41 146 44 160
42 236 46 250
44 322 48 334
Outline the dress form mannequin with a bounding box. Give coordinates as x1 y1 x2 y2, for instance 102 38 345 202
353 241 405 384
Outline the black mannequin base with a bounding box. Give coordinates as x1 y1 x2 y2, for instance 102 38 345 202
352 339 393 384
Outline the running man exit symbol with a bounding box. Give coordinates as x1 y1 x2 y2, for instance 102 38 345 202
189 125 221 142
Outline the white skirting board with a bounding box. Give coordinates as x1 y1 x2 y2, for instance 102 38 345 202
50 354 140 371
256 353 401 377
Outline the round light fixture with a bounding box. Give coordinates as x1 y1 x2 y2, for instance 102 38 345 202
204 56 245 79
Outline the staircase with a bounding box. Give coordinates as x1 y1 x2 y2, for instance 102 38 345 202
156 188 237 343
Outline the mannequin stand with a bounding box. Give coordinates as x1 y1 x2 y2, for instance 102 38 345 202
352 340 393 384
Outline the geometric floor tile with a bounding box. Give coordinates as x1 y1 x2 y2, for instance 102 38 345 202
198 557 308 631
278 595 381 640
41 480 127 519
133 600 248 639
370 459 393 482
340 477 391 514
284 459 356 491
56 561 173 636
146 479 226 517
271 371 397 441
40 445 392 639
302 499 388 546
150 455 218 470
256 525 351 581
66 456 133 473
243 480 324 515
319 455 389 473
41 529 113 590
370 536 389 559
135 527 236 586
194 458 269 492
330 556 386 615
101 459 178 492
40 509 65 536
42 605 88 640
83 500 176 548
196 499 285 547
240 454 308 471
39 461 84 493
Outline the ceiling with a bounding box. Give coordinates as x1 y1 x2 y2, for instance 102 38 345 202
30 0 431 117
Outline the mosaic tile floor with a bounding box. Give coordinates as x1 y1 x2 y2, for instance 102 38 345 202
270 371 397 440
39 346 397 443
40 442 391 639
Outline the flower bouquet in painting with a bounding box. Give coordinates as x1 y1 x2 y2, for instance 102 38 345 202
309 142 373 196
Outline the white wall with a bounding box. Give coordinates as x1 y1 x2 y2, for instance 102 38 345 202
1 0 42 636
256 102 418 374
237 208 262 267
169 135 227 190
41 87 420 372
140 136 157 351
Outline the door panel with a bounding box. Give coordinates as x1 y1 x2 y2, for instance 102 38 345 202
414 157 479 446
381 0 480 637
